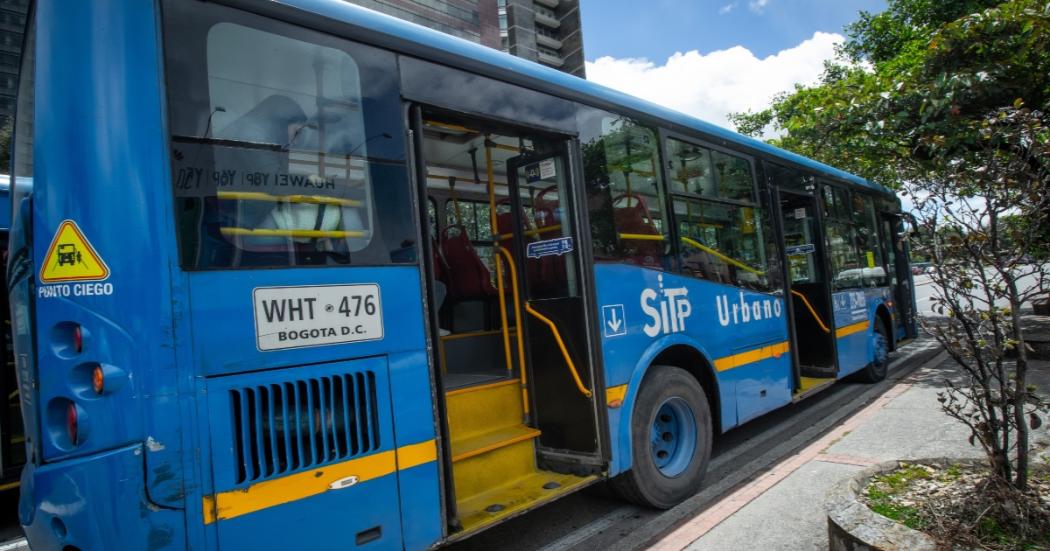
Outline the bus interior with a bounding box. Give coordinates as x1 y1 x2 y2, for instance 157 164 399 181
417 111 602 537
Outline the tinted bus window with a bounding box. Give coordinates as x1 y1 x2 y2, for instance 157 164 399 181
666 138 777 291
579 110 670 270
162 1 416 269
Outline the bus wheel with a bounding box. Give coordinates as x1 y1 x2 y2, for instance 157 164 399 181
856 320 890 383
612 365 712 509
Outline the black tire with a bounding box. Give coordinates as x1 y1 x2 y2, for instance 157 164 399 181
855 319 890 383
611 365 712 509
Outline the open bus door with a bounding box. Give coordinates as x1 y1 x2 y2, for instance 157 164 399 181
776 189 838 385
881 213 918 342
414 112 602 538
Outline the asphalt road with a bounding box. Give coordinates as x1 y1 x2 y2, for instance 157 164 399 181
446 338 943 551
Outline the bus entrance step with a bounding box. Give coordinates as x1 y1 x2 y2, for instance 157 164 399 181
454 471 598 539
445 379 524 437
793 376 836 402
451 424 541 463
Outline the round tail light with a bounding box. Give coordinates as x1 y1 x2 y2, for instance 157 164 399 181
91 365 104 395
66 402 78 445
72 325 83 354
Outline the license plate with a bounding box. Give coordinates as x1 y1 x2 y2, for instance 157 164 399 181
253 284 383 351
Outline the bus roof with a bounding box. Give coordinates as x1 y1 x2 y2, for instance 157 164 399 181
277 0 895 197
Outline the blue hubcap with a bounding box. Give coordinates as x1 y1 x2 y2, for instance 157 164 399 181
650 397 697 477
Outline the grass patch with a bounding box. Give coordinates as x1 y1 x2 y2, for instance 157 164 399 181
864 464 932 530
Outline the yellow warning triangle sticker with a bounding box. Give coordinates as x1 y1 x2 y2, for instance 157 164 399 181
40 220 110 283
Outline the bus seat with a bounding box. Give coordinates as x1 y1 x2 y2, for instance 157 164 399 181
441 225 497 301
531 185 566 290
612 193 663 268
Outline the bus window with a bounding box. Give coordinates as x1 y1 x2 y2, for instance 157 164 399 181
665 138 776 291
162 4 416 269
579 112 670 270
853 193 886 286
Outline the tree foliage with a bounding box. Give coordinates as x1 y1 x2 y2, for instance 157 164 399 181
731 0 1050 504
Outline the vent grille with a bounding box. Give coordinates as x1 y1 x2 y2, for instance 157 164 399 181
230 371 380 485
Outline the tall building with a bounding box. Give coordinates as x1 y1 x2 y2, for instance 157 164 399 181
0 0 29 126
346 0 585 77
498 0 585 78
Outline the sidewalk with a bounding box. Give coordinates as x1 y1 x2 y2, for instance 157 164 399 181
652 348 1050 550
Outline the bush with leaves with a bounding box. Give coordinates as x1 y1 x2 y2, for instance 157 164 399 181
732 0 1050 534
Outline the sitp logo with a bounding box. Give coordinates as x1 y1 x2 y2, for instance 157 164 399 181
641 274 692 337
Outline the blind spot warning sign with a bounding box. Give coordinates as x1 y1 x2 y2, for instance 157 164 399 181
40 220 110 283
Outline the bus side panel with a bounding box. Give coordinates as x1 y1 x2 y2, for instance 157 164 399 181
21 0 185 548
387 349 443 549
21 444 186 551
832 288 891 377
594 264 791 476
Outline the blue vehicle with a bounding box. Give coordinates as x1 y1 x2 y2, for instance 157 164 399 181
8 1 917 549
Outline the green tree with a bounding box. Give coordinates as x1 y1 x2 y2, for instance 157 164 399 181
731 1 1050 537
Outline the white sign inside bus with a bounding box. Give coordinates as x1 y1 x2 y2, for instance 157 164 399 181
252 284 383 351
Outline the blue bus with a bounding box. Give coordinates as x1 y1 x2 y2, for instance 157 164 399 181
8 1 917 549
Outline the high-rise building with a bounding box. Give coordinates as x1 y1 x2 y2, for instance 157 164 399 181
0 0 29 126
346 0 585 77
498 0 585 78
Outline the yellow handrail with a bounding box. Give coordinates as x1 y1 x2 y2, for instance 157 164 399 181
495 247 530 414
680 236 765 276
790 289 831 334
524 303 592 398
616 232 766 277
220 227 367 239
499 224 562 240
618 232 664 241
217 191 362 208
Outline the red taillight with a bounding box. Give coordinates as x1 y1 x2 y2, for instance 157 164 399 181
66 403 78 445
72 325 83 354
91 365 104 395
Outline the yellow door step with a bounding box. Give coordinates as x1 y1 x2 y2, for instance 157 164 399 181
446 379 524 438
451 424 541 463
452 471 599 540
793 376 836 401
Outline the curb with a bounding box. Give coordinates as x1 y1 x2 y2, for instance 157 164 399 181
825 458 983 551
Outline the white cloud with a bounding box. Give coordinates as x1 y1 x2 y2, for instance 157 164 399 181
718 3 737 15
585 31 844 132
748 0 770 13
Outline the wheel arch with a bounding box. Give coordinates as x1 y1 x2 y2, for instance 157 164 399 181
874 302 894 350
611 334 723 476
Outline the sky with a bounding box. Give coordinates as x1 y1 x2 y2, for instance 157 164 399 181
579 0 886 130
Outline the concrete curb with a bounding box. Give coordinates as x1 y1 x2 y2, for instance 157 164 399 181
826 458 983 551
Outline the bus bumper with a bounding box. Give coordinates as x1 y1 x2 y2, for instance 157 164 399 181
20 443 186 551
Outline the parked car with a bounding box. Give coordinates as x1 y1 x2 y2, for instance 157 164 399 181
911 261 932 275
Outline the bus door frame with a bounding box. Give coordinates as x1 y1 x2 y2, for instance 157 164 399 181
408 104 457 534
880 212 918 340
772 184 840 379
504 141 606 470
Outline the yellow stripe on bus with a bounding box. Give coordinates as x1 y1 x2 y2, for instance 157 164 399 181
835 320 869 338
605 384 628 408
713 341 790 372
203 439 436 525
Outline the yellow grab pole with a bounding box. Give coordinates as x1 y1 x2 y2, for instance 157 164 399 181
496 247 529 414
524 304 592 398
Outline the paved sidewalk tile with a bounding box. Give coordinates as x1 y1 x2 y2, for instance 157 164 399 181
667 353 1050 550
